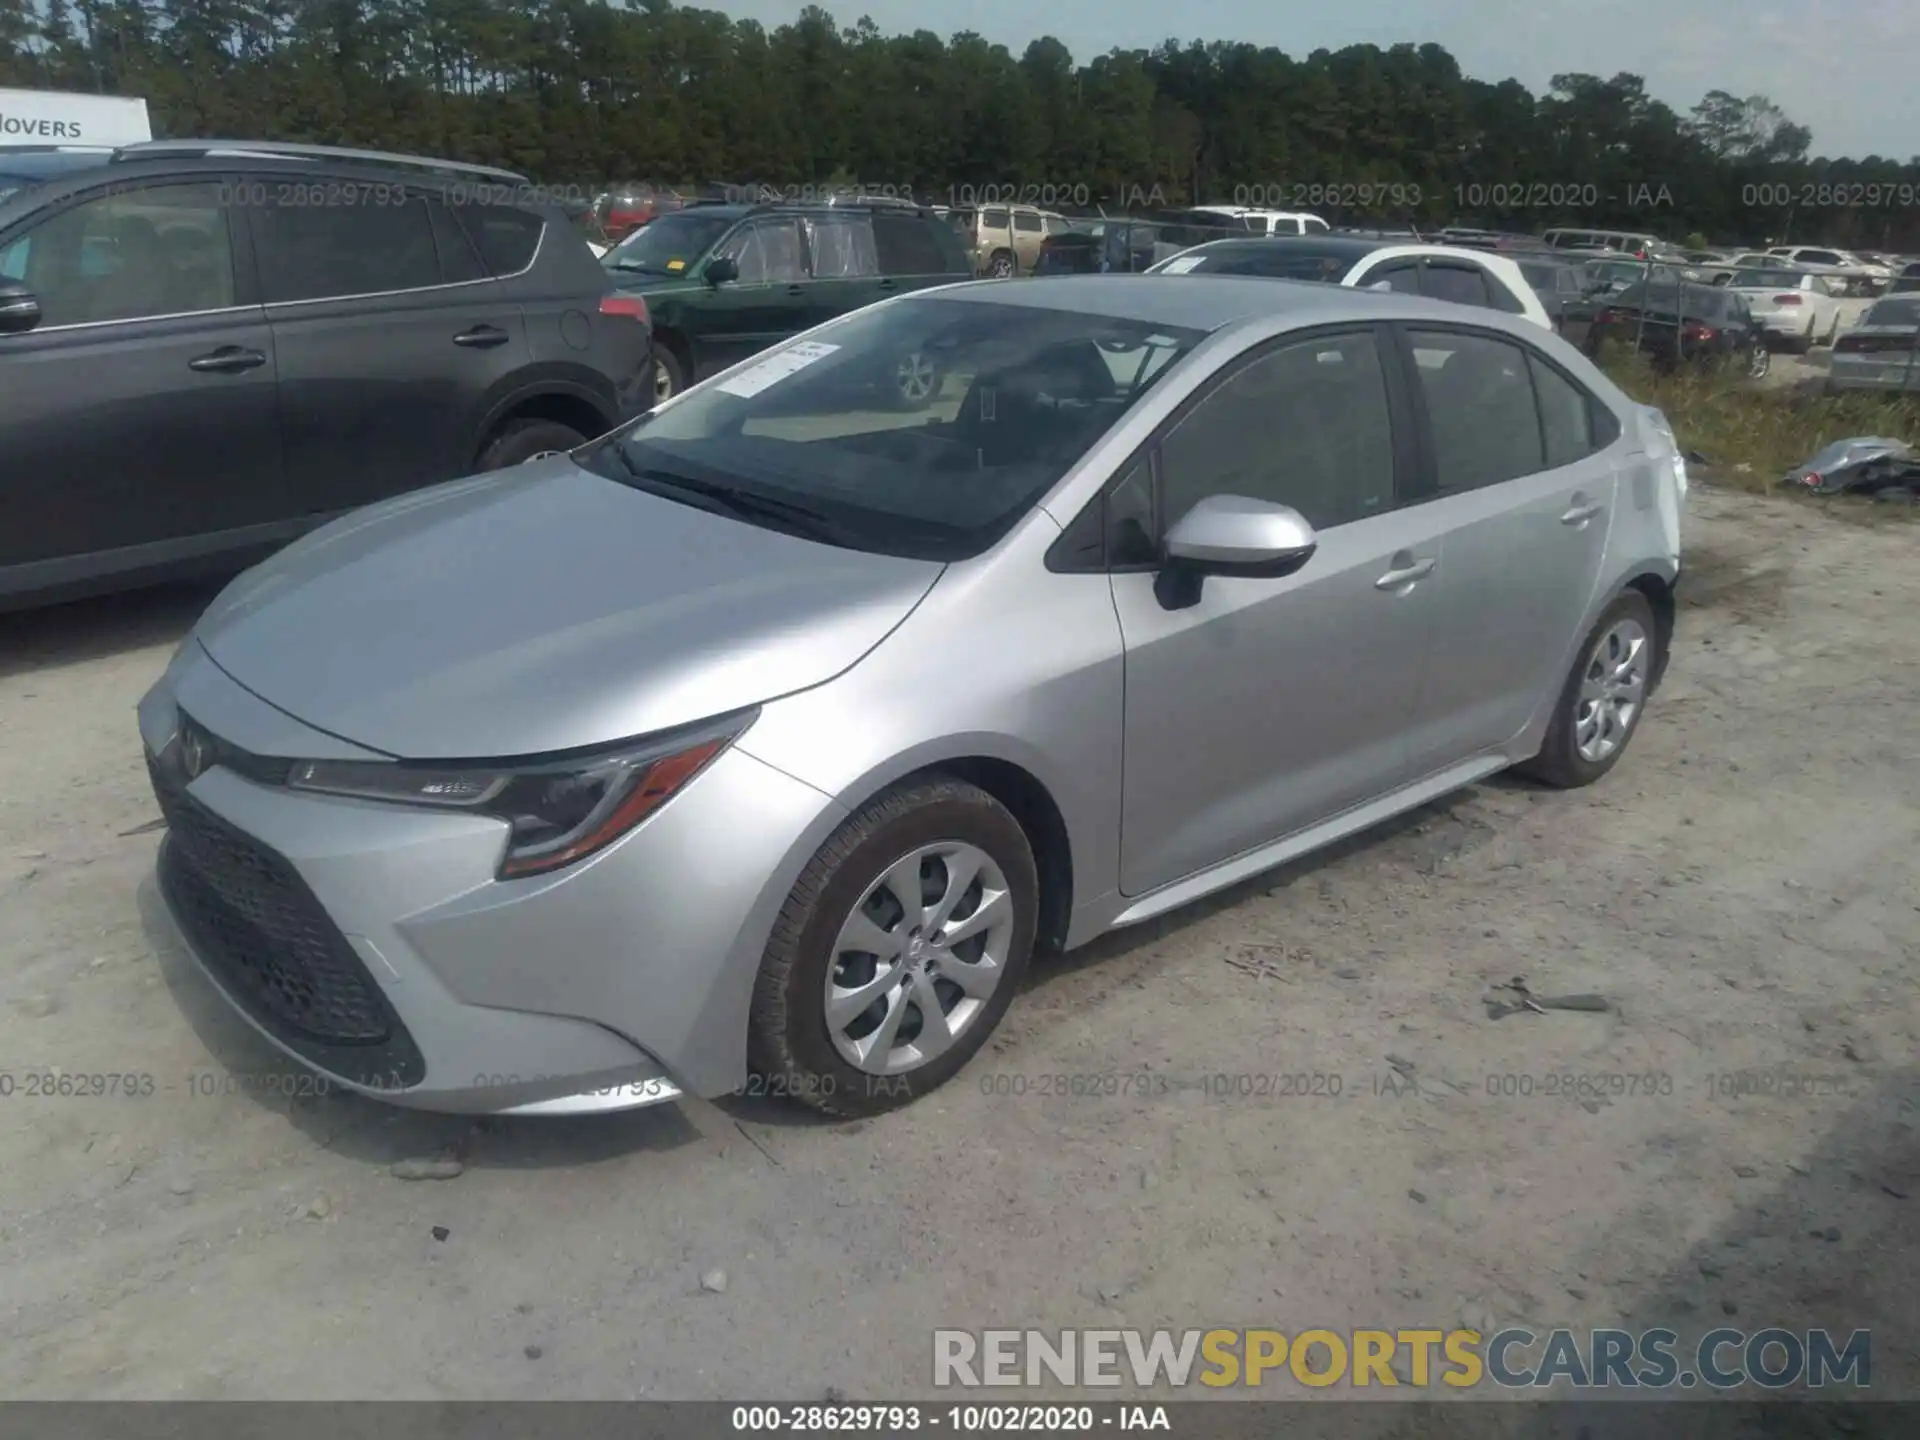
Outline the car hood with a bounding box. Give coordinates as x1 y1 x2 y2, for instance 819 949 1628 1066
193 459 943 759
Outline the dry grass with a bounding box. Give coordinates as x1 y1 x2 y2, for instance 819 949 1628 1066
1596 345 1920 501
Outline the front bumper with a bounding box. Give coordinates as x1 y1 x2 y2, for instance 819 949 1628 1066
138 644 842 1112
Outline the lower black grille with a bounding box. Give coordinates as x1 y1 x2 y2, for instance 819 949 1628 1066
148 747 425 1088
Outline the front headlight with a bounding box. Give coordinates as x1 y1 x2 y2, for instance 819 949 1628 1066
287 710 754 879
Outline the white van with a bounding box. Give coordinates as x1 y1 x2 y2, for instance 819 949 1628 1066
0 88 152 147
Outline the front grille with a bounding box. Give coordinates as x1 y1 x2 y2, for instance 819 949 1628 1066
148 742 425 1088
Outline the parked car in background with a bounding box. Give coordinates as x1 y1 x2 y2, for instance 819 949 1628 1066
0 143 118 201
1541 228 1674 260
1145 235 1552 327
0 140 652 610
946 204 1064 277
137 275 1682 1118
602 200 972 403
1886 262 1920 295
1765 246 1888 296
1514 254 1603 348
599 183 684 242
1584 257 1682 295
1723 265 1842 351
1589 279 1769 377
1827 295 1920 394
1189 205 1330 236
1674 250 1741 284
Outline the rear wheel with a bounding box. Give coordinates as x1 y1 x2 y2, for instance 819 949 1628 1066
1747 341 1771 379
478 418 588 471
748 778 1038 1117
652 346 687 407
987 250 1015 279
1517 591 1659 789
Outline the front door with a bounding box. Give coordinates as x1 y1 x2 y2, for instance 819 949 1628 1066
0 178 286 574
1391 325 1618 774
691 217 811 379
1111 326 1441 896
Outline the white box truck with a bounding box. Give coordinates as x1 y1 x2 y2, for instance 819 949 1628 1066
0 88 151 147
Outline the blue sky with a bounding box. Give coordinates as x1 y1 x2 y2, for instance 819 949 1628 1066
721 0 1915 161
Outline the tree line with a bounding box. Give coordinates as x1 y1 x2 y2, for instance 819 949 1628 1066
4 0 1918 250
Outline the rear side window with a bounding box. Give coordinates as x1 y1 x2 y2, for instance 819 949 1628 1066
981 208 1010 230
252 193 441 302
1013 211 1042 233
452 203 545 275
426 200 487 283
1528 355 1595 469
806 214 879 278
873 214 953 276
1406 329 1544 492
1422 263 1493 309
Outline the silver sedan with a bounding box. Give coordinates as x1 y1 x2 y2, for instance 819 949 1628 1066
139 277 1686 1118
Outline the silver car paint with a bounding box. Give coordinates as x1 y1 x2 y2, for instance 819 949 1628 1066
141 277 1680 1113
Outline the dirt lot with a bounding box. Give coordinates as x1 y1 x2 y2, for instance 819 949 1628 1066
1 483 1916 1406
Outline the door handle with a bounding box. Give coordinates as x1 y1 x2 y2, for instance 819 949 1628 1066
187 346 266 374
452 325 510 348
1561 500 1605 525
785 284 806 296
876 278 897 291
1374 556 1436 590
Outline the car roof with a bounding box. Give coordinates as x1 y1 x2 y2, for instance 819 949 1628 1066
924 273 1541 335
1171 234 1395 261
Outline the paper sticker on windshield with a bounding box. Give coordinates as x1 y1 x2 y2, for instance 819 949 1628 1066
717 341 840 398
666 258 686 271
1158 255 1206 275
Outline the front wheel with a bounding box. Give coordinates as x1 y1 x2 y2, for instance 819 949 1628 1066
1517 591 1659 789
651 347 686 407
748 778 1038 1117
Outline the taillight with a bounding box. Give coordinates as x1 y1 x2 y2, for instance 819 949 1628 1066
1834 334 1864 353
600 294 649 325
1773 294 1803 306
1681 322 1717 341
1596 308 1620 326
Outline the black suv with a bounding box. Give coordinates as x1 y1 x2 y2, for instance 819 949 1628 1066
601 200 972 405
0 141 653 609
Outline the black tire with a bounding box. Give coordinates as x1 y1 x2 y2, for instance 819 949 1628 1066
1517 590 1660 790
748 777 1039 1118
478 418 588 471
651 346 688 407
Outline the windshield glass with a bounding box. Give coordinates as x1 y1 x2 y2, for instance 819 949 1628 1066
584 297 1206 561
1169 244 1355 281
1730 269 1805 290
1864 297 1920 327
603 211 736 275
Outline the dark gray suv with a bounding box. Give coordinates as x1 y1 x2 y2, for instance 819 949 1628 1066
0 141 653 609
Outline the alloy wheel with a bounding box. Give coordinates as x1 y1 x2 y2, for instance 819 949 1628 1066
1748 343 1771 379
823 841 1015 1076
1574 617 1650 764
989 255 1014 279
653 362 676 405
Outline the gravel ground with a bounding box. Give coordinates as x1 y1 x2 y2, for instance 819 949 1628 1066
0 483 1915 1405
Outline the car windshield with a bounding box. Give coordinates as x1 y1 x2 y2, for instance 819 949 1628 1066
1165 244 1356 281
584 297 1206 562
1731 270 1806 290
1863 297 1920 328
603 211 736 275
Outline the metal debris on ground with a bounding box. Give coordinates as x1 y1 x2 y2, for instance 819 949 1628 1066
1786 437 1920 500
1485 976 1612 1019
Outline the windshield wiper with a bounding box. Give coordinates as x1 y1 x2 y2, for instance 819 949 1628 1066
597 446 850 544
607 260 668 274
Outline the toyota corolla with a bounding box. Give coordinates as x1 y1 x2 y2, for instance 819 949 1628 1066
139 277 1684 1117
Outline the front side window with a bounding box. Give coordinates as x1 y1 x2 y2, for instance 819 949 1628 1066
588 298 1204 561
873 214 952 276
253 193 440 302
1406 329 1544 493
0 182 234 326
720 218 807 284
1159 329 1397 532
1013 211 1042 234
806 214 879 279
980 208 1010 230
1368 262 1421 294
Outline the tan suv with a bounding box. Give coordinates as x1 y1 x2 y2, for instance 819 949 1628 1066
946 205 1069 276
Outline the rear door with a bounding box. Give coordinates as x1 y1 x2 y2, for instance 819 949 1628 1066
800 211 883 328
1390 325 1618 773
0 176 288 575
250 177 531 516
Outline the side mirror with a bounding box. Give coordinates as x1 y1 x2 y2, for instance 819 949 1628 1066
1155 494 1317 610
704 255 739 286
0 279 41 335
